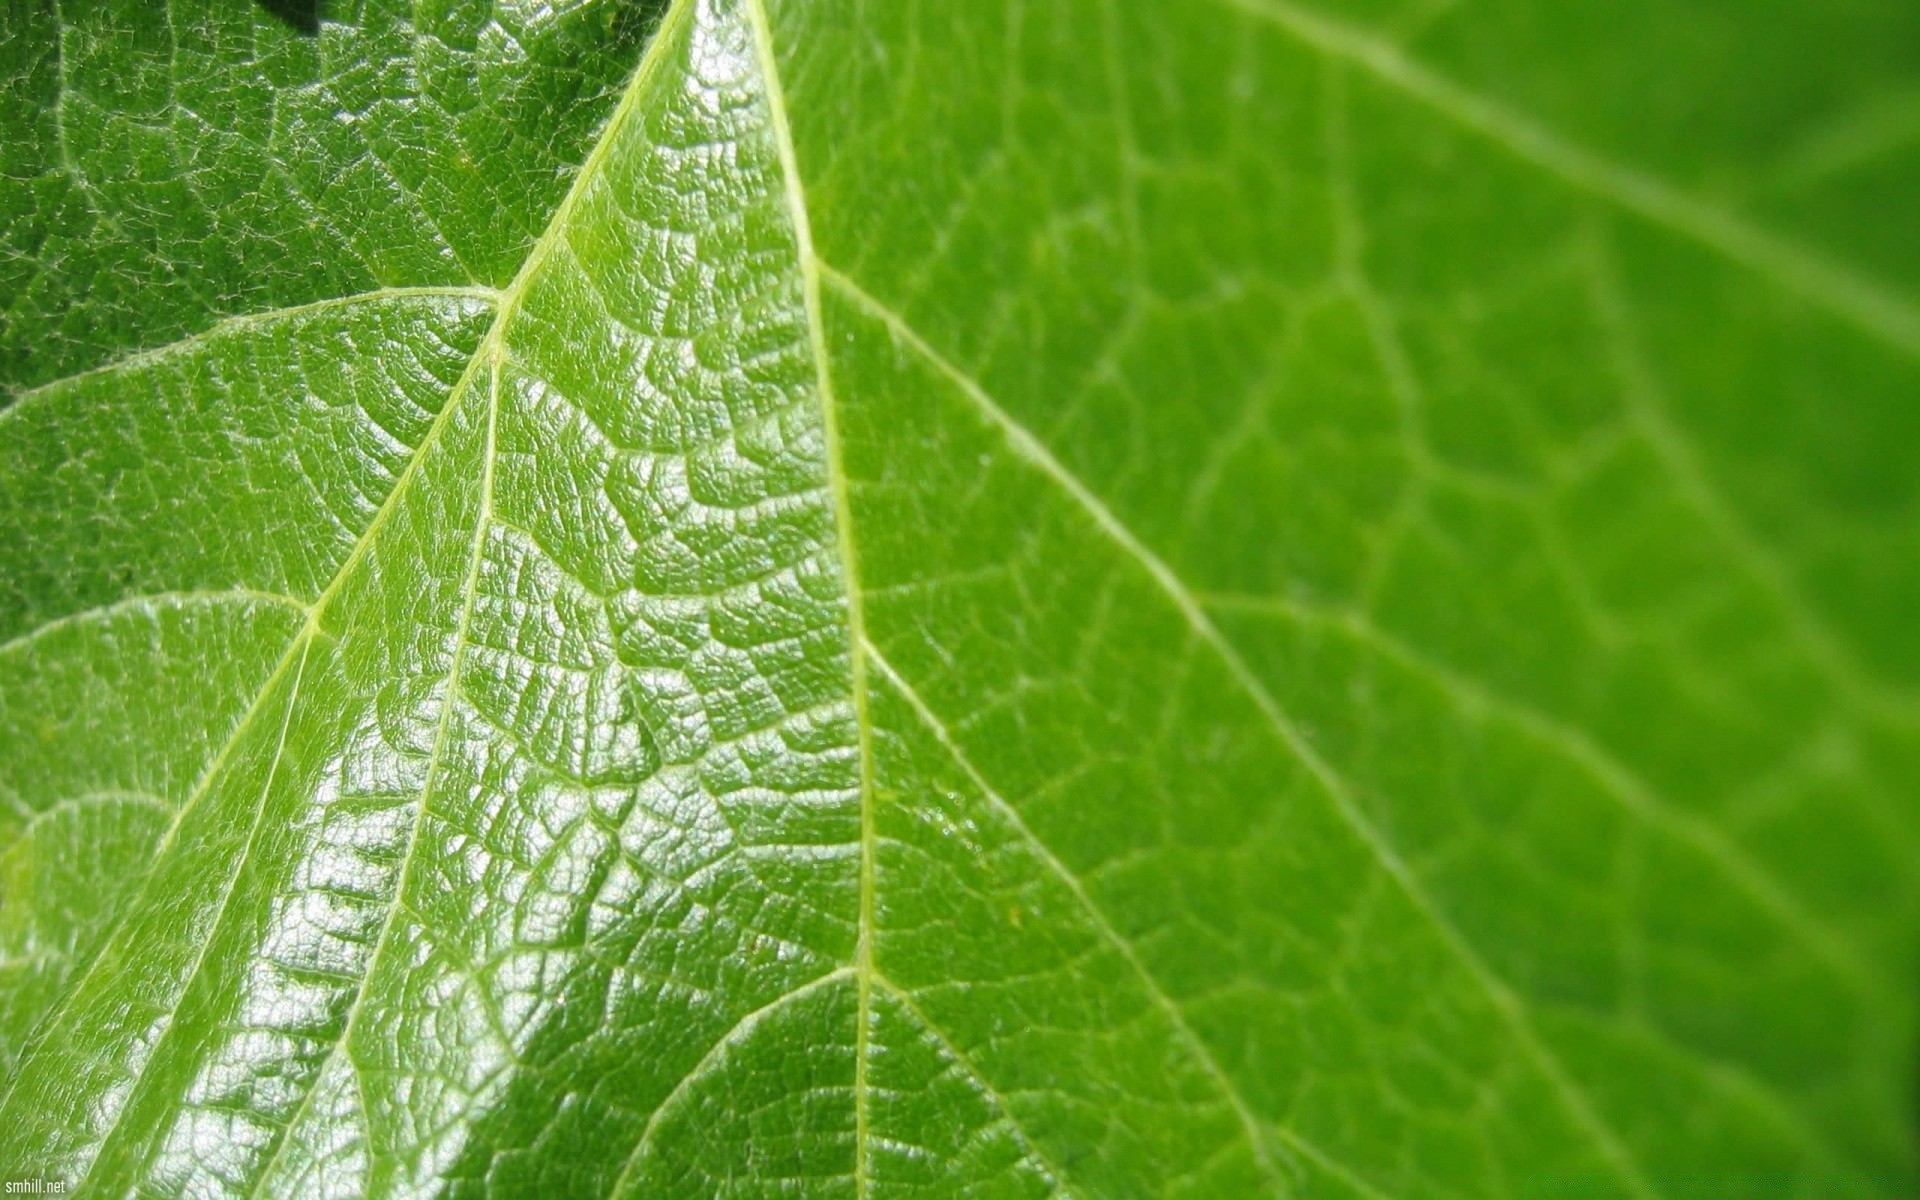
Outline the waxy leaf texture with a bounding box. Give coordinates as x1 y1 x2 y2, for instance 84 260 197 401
3 0 1918 1195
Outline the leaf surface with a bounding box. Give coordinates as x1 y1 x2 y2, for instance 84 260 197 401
2 0 1918 1195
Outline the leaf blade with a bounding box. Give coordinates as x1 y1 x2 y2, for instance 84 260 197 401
2 0 1916 1193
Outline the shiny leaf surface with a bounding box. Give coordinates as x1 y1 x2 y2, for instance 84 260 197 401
3 0 1918 1195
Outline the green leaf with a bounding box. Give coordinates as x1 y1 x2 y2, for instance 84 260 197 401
3 0 1917 1195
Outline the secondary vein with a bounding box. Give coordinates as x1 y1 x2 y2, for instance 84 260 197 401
817 260 1659 1199
2 287 502 410
0 0 690 1174
1216 0 1920 358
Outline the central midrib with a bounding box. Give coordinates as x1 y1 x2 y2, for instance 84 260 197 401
743 1 1297 1196
737 0 880 1194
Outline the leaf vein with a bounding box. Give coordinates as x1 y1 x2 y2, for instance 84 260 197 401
863 639 1363 1200
247 326 501 1200
1217 0 1920 357
0 589 310 659
739 3 881 1198
3 287 502 410
868 970 1076 1199
606 967 857 1198
822 262 1657 1199
1197 591 1898 1009
72 633 313 1192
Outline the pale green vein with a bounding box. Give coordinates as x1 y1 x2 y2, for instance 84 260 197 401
607 966 857 1198
0 0 686 1158
45 0 74 187
1581 223 1920 728
1216 0 1920 358
6 297 492 1086
821 262 1656 1198
1321 61 1900 998
742 0 880 1195
73 632 312 1193
1773 90 1920 190
246 0 710 1179
1197 589 1900 1084
1096 0 1145 258
2 286 503 410
862 639 1382 1200
0 588 309 659
869 969 1076 1199
0 791 171 924
2 788 170 832
1320 58 1437 615
0 622 312 1119
247 272 503 1200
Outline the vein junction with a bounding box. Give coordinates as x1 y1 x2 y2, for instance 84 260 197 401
0 0 1910 1195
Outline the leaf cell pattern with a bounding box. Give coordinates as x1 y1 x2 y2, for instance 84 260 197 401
1 0 1917 1196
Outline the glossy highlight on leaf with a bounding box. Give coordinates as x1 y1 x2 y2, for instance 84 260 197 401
2 0 1918 1196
